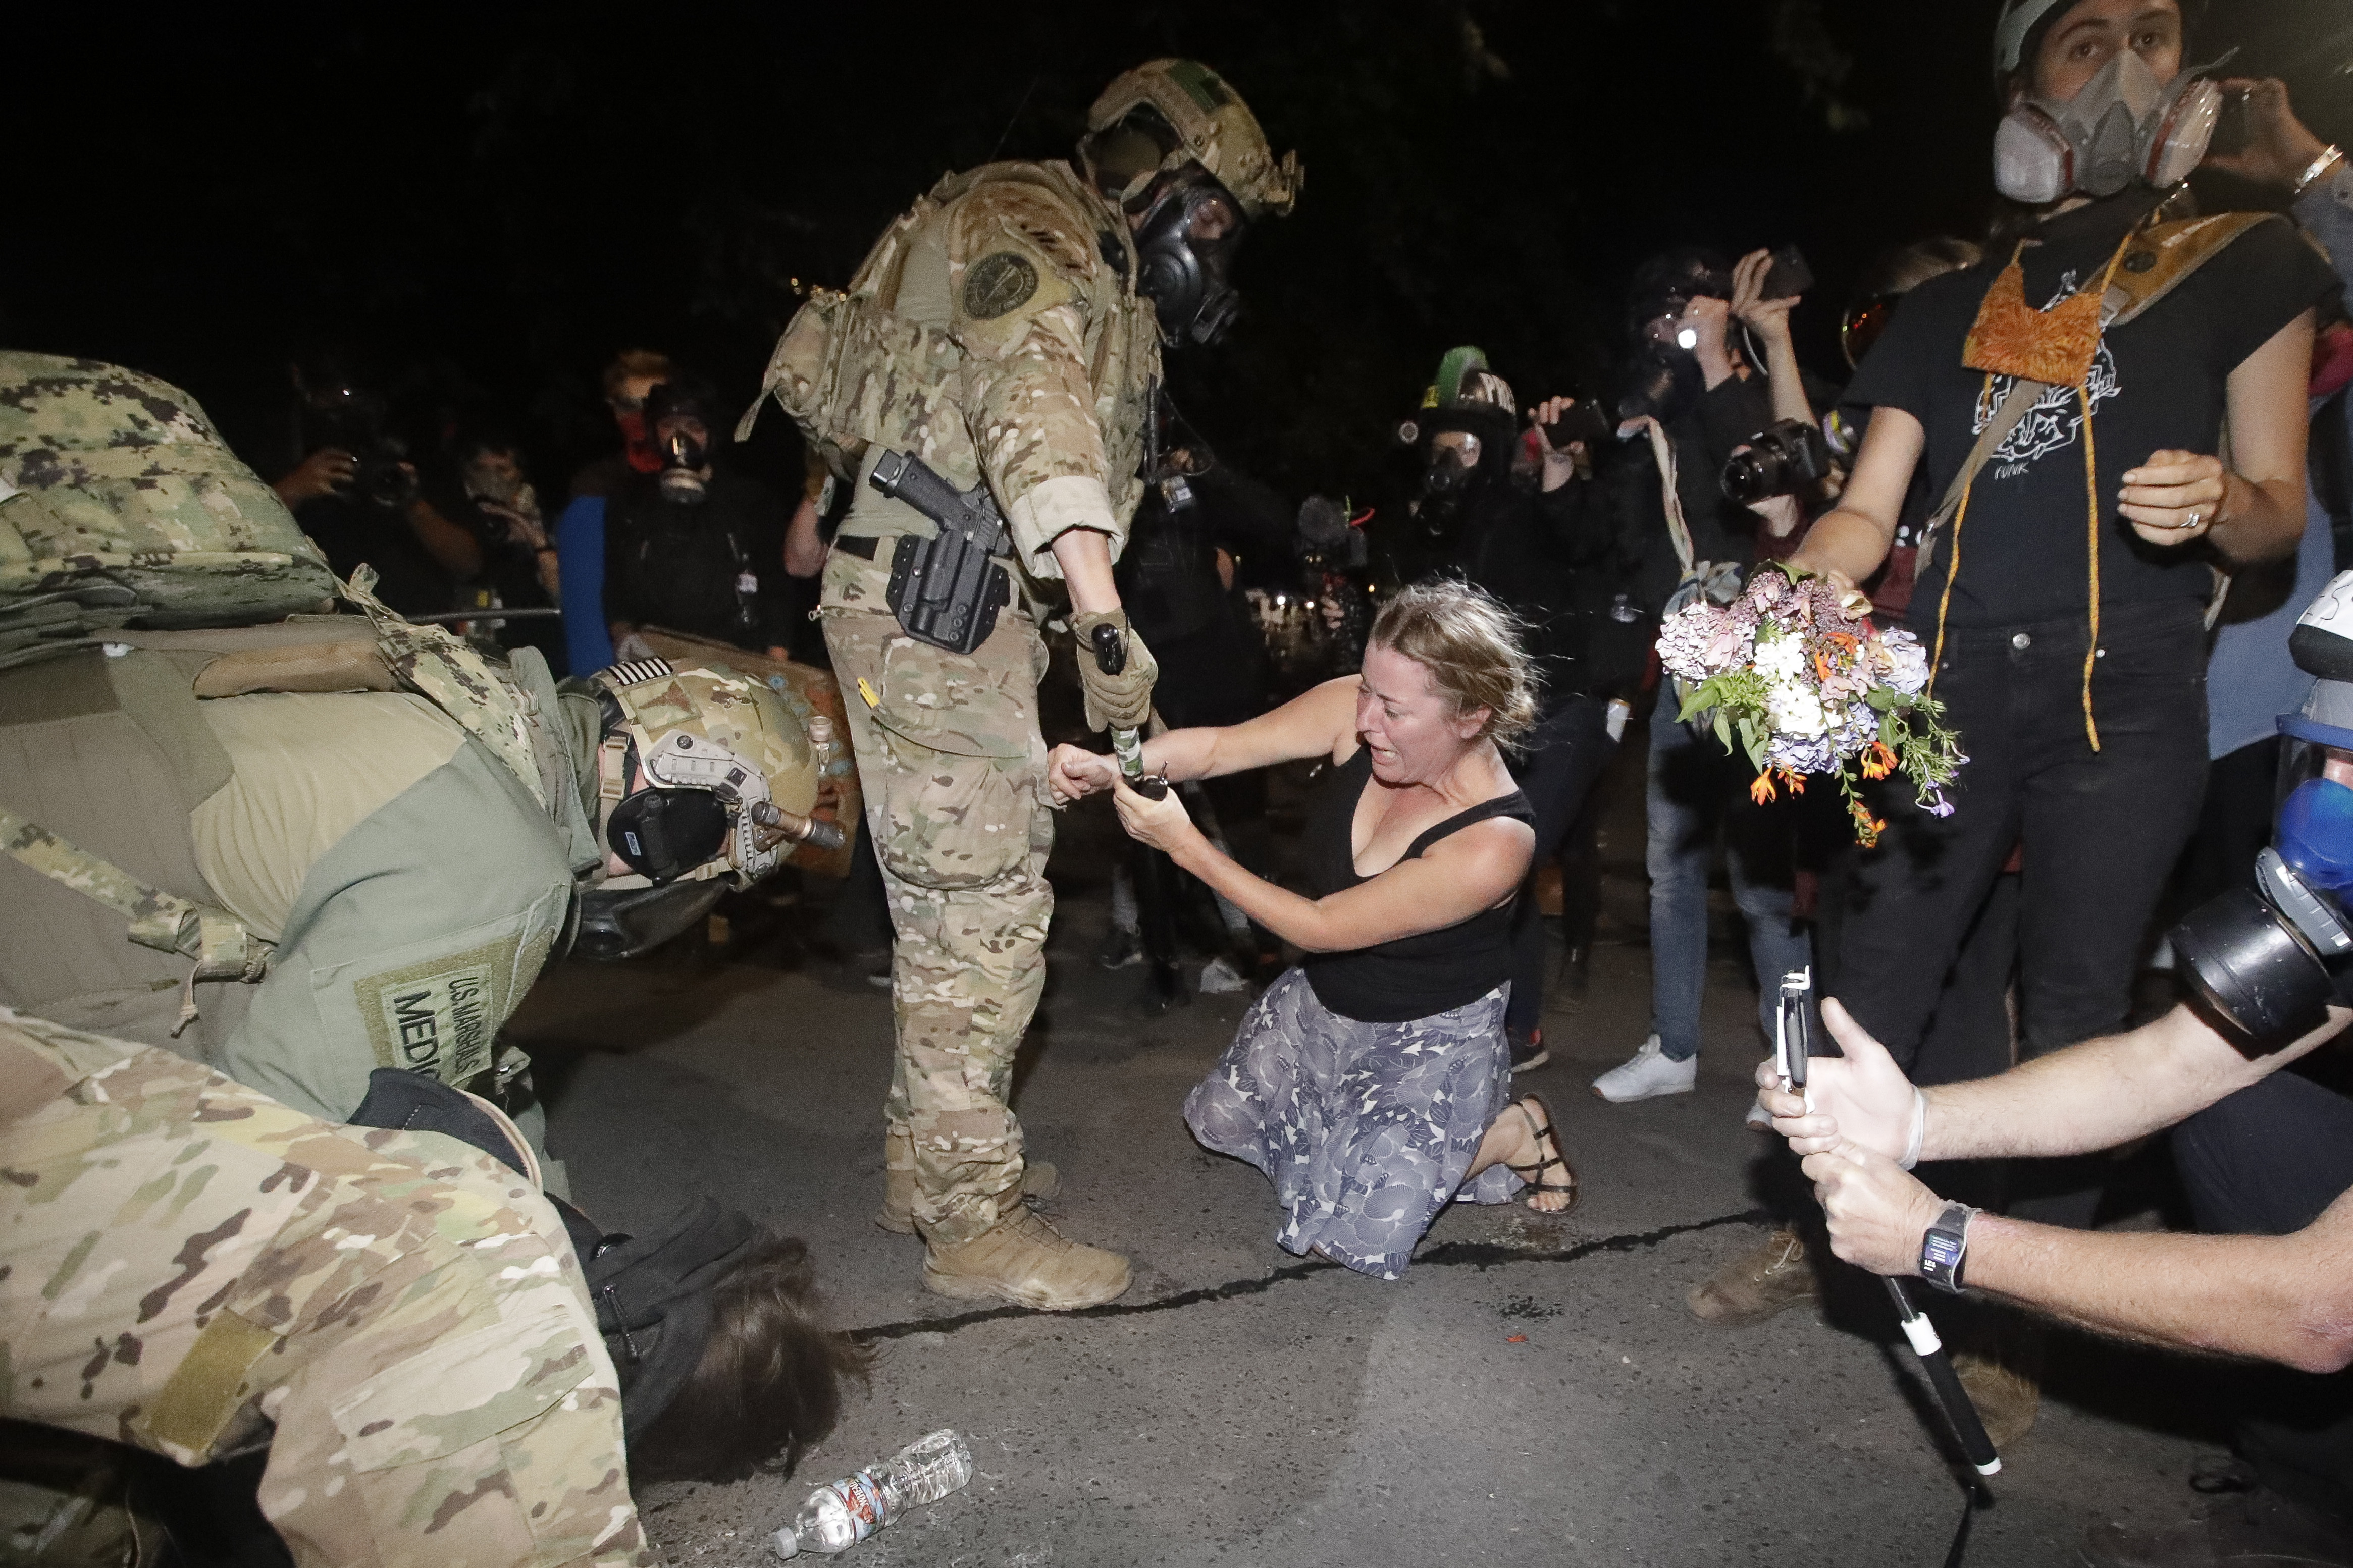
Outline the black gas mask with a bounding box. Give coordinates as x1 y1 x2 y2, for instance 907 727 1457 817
647 381 715 504
2173 574 2353 1052
1421 435 1483 511
572 879 730 962
1133 170 1248 347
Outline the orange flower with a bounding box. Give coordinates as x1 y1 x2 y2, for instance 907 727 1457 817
1859 741 1897 781
1750 772 1777 805
1780 769 1806 795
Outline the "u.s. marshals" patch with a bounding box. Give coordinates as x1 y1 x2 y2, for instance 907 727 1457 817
354 938 513 1085
962 251 1040 320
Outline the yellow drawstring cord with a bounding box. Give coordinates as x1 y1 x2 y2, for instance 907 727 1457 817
2078 380 2102 752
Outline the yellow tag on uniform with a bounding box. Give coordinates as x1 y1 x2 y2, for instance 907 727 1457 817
857 678 880 708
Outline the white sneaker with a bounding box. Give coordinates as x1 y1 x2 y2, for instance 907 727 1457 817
1591 1035 1698 1103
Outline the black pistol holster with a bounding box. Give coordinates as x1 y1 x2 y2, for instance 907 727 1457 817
868 450 1014 655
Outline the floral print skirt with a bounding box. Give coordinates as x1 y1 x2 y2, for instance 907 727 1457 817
1182 967 1522 1280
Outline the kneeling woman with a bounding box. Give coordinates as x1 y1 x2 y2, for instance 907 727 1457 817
1051 581 1575 1280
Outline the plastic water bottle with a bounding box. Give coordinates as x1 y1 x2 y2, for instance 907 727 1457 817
771 1429 974 1558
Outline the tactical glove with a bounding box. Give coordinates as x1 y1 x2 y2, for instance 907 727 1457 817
1073 609 1159 733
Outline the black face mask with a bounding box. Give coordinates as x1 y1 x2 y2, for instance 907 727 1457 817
572 878 729 961
1134 177 1248 347
1618 346 1706 424
658 429 710 503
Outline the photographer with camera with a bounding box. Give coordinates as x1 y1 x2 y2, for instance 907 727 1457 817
270 354 481 616
1761 581 2353 1562
435 427 568 669
1396 350 1626 1068
1594 248 1822 1109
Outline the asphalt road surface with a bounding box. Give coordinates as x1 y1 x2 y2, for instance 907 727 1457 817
512 756 2226 1568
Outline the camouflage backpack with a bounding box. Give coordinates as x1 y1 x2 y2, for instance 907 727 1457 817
0 352 337 660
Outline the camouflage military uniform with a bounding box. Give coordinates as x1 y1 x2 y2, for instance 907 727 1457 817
0 636 603 1138
802 158 1162 1248
0 1009 652 1567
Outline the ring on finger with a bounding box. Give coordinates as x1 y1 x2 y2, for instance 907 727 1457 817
2185 510 2202 529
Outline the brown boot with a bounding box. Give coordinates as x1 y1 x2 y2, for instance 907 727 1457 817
876 1154 1061 1235
1686 1228 1820 1326
1955 1348 2041 1450
921 1207 1132 1310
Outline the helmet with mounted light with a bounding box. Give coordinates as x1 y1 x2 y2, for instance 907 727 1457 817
585 658 835 895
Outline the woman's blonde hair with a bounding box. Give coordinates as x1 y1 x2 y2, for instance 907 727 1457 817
1367 578 1540 747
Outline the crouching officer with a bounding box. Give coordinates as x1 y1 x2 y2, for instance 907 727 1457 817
739 60 1298 1309
0 357 832 1153
1 1008 869 1565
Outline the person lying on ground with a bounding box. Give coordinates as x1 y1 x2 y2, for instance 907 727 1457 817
1050 579 1575 1280
0 1008 867 1566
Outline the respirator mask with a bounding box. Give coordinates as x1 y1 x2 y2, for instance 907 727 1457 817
1994 46 2222 205
2172 575 2353 1051
1134 170 1248 347
1422 432 1483 500
657 425 710 503
645 382 716 503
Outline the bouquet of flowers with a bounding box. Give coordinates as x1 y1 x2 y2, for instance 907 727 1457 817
1656 564 1965 847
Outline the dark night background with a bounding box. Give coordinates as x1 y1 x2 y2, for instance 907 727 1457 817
6 1 2347 507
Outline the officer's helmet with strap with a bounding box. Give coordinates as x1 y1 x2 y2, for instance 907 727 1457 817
590 659 822 890
1083 59 1301 221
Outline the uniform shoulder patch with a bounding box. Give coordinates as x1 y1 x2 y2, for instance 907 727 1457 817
963 251 1040 320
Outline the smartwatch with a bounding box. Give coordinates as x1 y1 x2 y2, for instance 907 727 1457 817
1917 1202 1975 1294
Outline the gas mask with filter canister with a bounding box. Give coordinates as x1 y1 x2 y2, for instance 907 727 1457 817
1131 167 1249 347
646 381 716 504
2172 573 2353 1051
1989 0 2222 206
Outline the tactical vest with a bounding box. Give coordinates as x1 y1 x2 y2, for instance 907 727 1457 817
741 160 1160 530
0 353 338 659
0 573 589 1029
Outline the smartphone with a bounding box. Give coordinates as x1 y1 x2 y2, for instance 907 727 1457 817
2209 86 2251 160
1762 244 1814 302
1774 967 1813 1093
1541 400 1612 453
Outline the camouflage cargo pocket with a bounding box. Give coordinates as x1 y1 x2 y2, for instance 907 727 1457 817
867 636 1040 891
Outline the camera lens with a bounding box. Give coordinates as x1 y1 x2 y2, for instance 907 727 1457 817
1720 448 1783 506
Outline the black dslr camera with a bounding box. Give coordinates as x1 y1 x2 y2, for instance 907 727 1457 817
304 383 417 511
1720 417 1833 506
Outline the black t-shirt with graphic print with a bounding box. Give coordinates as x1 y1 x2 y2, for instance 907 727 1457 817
1843 192 2334 632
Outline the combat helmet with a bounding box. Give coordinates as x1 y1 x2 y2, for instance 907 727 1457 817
1083 60 1301 220
587 658 835 891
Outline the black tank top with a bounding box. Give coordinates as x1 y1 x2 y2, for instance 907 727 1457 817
1298 747 1535 1023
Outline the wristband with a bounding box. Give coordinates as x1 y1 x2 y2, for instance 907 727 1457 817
1918 1202 1975 1294
2295 145 2346 198
1899 1087 1926 1169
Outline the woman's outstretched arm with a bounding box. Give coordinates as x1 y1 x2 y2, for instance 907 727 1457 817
1108 775 1533 953
1050 675 1360 804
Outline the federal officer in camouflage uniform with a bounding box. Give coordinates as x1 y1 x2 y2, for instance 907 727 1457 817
0 355 832 1157
0 1007 652 1567
741 62 1298 1309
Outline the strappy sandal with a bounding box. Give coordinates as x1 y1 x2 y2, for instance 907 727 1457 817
1505 1094 1579 1214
